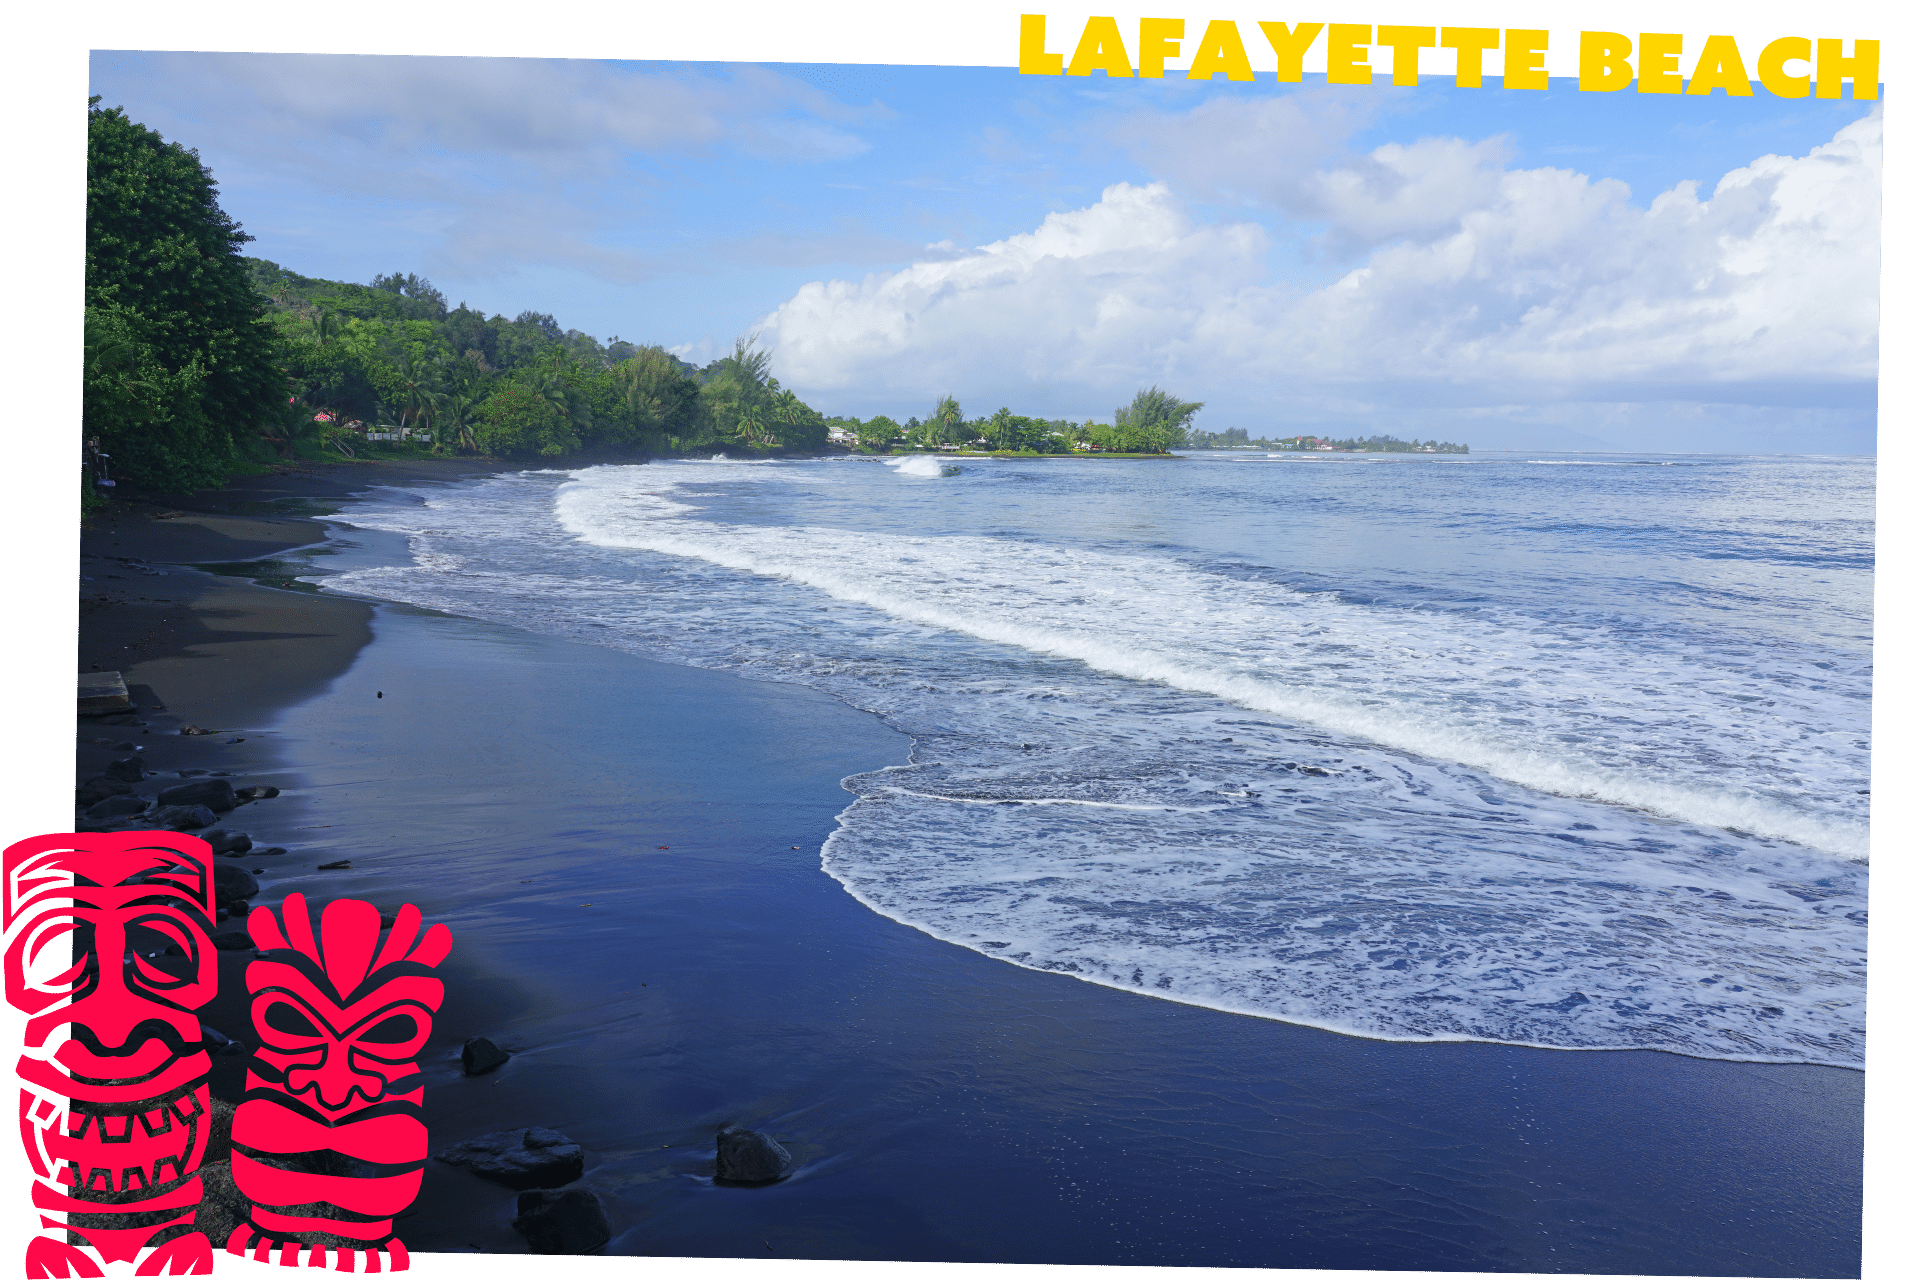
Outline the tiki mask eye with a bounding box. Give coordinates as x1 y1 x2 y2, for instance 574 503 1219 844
264 1002 320 1037
358 1014 419 1044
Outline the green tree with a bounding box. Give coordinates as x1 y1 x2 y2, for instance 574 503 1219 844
86 99 283 490
474 380 577 457
610 346 701 446
858 416 902 450
1111 386 1205 453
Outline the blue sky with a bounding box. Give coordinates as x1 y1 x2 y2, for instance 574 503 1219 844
89 53 1880 452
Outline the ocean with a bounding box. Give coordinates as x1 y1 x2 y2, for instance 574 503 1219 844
319 448 1871 1072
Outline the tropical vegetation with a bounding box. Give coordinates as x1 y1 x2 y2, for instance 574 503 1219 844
84 99 1445 501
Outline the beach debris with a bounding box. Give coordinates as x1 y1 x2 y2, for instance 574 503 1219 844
158 778 239 812
78 670 132 715
150 803 218 831
656 845 670 851
714 1126 793 1185
317 859 352 870
234 785 280 801
212 864 259 904
179 724 217 736
84 794 151 821
434 1127 585 1189
461 1037 512 1076
75 776 134 806
202 830 252 856
222 737 246 745
511 1188 610 1255
105 757 147 782
377 691 383 699
257 847 288 857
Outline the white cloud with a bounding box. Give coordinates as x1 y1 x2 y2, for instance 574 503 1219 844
761 111 1880 447
761 181 1267 400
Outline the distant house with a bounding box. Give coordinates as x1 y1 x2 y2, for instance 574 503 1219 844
826 425 858 445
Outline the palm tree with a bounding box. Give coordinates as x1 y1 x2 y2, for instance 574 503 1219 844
771 388 814 444
260 394 327 458
736 403 770 445
431 386 486 454
393 350 439 436
306 308 342 346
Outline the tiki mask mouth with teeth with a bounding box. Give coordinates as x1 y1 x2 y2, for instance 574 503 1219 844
230 893 449 1270
5 832 221 1278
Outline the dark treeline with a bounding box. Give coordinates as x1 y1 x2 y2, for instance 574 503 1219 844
827 387 1205 455
83 99 827 496
1187 428 1468 453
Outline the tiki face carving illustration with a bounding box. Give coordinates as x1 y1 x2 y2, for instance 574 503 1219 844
229 895 449 1271
4 832 219 1279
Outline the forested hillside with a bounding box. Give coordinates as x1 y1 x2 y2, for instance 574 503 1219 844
83 98 827 496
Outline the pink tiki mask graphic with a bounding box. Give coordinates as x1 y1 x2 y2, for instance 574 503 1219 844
229 895 449 1271
4 832 220 1279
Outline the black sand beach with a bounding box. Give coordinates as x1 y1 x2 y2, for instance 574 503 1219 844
73 461 1864 1275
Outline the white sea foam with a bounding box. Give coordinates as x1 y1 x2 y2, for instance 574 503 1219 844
319 460 1868 1066
886 455 962 478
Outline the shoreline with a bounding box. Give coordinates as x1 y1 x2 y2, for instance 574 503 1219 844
72 459 1866 1274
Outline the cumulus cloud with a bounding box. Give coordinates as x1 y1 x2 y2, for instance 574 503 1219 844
761 110 1880 440
761 181 1268 397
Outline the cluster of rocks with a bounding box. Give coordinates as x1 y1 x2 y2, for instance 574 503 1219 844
434 1128 608 1254
76 718 296 924
429 1060 796 1256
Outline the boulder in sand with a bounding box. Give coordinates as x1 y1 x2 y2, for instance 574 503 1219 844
462 1037 512 1076
149 804 216 831
511 1188 611 1255
85 795 151 821
715 1125 793 1184
158 778 238 812
201 830 252 856
435 1128 584 1189
212 864 259 903
104 758 146 783
76 777 133 806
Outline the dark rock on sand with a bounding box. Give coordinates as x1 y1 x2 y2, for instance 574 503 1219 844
511 1189 611 1255
257 847 288 857
211 933 257 951
212 865 259 902
179 725 216 736
235 785 280 801
317 859 352 870
202 830 252 856
149 804 217 831
104 757 147 783
462 1037 512 1076
715 1125 793 1184
76 777 133 806
435 1128 585 1189
158 778 238 812
84 794 151 821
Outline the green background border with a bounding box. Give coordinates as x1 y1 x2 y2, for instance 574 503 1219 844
7 2 1904 1280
